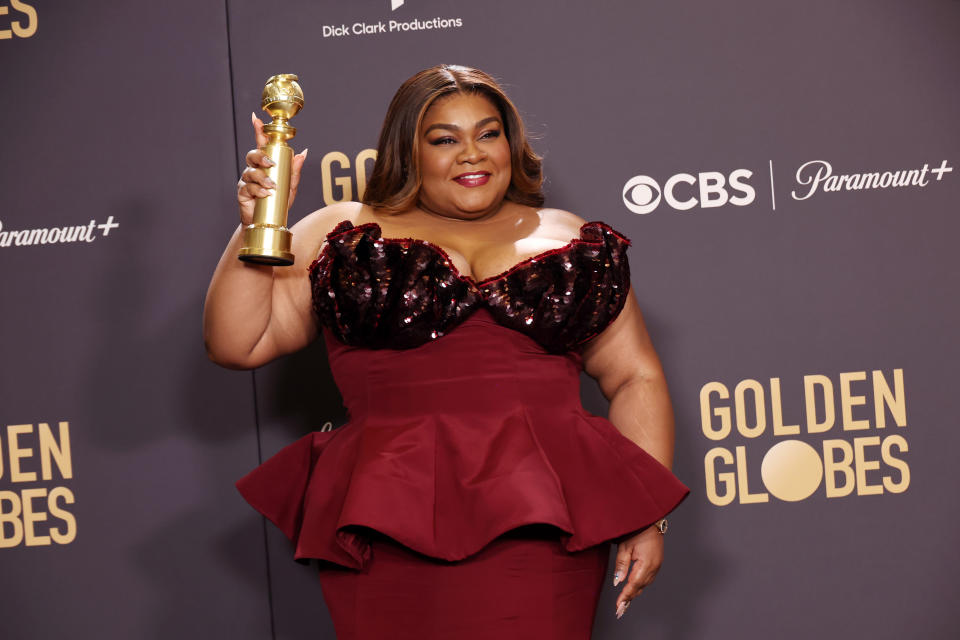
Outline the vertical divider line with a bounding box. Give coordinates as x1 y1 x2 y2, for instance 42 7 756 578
224 1 277 638
252 369 277 640
769 160 777 211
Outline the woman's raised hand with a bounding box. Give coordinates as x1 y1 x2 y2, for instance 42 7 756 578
237 112 308 226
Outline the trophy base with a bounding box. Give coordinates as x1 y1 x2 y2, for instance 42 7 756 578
238 224 294 266
238 252 295 266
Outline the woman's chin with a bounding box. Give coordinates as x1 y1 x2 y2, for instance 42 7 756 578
420 197 506 220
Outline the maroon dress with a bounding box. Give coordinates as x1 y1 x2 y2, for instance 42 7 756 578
236 220 689 639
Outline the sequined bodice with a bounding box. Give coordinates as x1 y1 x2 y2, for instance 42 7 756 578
308 219 631 352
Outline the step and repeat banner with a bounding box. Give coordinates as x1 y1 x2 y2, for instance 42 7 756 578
2 1 957 638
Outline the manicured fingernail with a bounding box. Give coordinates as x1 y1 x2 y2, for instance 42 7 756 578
301 147 309 160
265 177 277 188
616 601 627 620
262 156 275 167
613 571 623 586
251 111 258 123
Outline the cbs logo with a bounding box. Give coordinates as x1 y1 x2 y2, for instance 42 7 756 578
622 169 756 214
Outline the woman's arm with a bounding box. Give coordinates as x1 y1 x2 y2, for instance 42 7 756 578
580 288 676 619
544 206 676 467
203 212 318 370
581 289 675 469
203 114 357 369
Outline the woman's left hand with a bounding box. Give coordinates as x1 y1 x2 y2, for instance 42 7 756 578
612 524 664 619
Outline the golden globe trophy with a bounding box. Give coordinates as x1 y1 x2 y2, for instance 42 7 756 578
238 74 304 266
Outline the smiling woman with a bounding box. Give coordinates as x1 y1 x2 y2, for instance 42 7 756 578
204 64 688 639
416 93 513 219
362 65 544 215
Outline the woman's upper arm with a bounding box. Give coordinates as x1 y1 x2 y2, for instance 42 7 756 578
580 288 667 400
243 201 360 365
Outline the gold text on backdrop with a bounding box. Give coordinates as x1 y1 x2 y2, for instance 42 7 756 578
700 369 909 506
0 421 76 548
0 1 37 39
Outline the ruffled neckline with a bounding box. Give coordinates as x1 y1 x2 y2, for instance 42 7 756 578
319 219 631 288
309 217 633 352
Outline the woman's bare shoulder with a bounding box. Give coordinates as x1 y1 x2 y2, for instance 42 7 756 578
292 201 366 237
536 207 590 239
288 201 374 256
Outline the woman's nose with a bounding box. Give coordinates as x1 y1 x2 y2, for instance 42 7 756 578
458 140 485 163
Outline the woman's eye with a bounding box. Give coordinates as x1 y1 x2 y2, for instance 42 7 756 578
430 137 456 145
481 130 501 140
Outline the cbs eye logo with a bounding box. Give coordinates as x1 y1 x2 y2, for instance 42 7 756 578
622 169 757 214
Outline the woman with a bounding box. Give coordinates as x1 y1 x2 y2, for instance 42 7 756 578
204 64 688 639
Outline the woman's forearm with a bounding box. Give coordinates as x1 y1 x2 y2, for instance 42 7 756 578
606 374 676 469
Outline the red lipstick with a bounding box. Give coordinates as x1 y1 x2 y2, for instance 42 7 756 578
453 172 491 187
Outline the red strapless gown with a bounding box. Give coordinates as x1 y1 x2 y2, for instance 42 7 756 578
236 220 689 638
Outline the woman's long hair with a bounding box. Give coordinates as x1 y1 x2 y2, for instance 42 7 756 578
362 64 544 212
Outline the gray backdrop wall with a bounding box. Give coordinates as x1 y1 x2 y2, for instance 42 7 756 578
1 1 957 638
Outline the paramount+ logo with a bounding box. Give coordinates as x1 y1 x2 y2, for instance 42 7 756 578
622 169 756 214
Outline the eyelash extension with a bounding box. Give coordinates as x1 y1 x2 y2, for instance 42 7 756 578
430 130 501 146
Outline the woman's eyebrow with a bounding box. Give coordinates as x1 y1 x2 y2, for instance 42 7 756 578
424 116 501 134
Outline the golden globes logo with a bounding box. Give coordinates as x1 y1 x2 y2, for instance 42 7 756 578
319 148 377 204
0 1 37 39
0 421 77 548
700 368 909 506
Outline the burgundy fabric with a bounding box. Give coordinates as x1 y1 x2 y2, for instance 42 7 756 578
316 526 609 640
237 219 690 572
236 304 690 570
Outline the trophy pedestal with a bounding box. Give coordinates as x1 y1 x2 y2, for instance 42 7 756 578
238 224 294 266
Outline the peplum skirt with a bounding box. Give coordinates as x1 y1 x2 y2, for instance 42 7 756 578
236 312 689 637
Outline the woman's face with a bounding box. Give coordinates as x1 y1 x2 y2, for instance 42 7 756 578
416 92 512 221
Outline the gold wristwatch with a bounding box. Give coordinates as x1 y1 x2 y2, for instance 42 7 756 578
654 518 668 534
